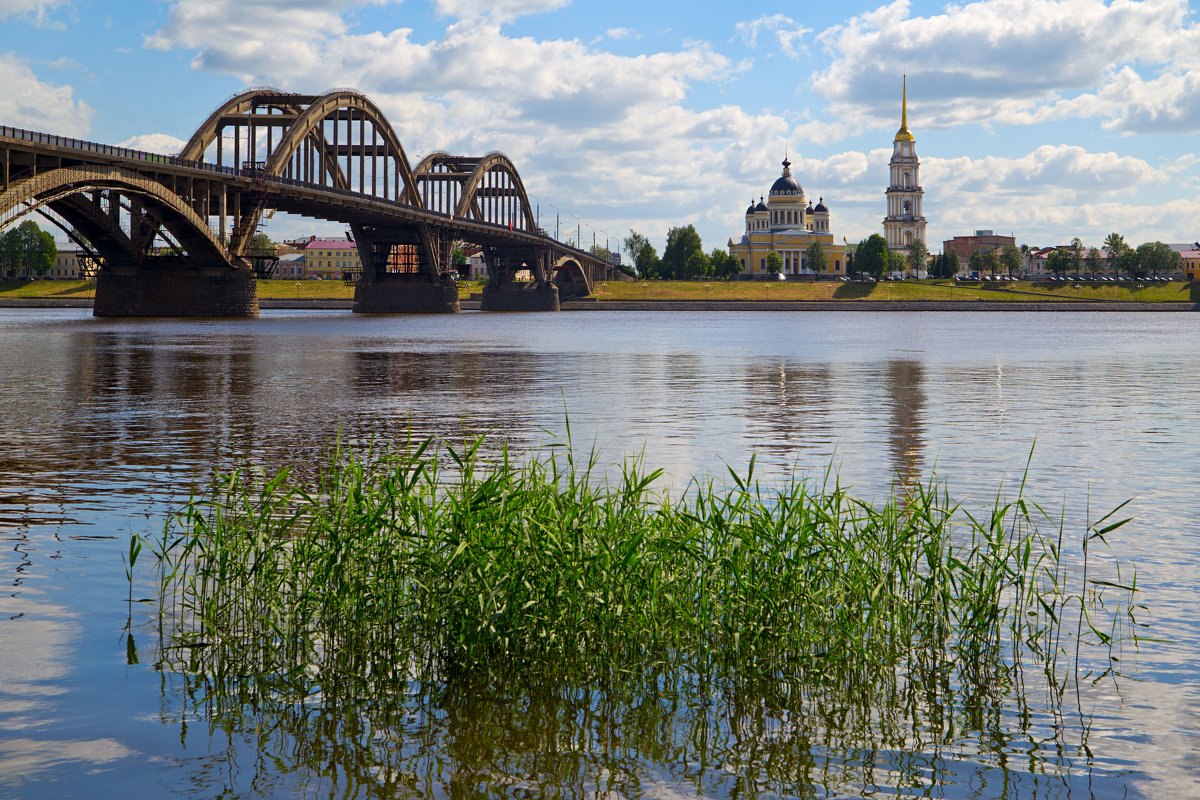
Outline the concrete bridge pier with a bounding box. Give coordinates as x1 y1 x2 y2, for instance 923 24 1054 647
480 282 560 312
93 261 259 317
353 273 459 313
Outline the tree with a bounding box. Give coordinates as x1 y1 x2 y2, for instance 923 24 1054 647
451 247 469 276
1085 247 1103 278
998 243 1021 278
1045 248 1071 277
805 241 827 274
1067 237 1084 276
765 250 783 275
1135 241 1182 278
905 238 927 277
662 225 703 280
685 249 711 278
248 232 277 254
1 221 56 278
634 241 661 279
1103 232 1127 276
855 234 889 279
623 230 649 273
845 251 855 276
709 247 740 279
944 249 960 278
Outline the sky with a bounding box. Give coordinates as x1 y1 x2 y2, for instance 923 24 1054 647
3 0 1200 256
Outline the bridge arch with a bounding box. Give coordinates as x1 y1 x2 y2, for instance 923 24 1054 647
454 153 537 233
0 166 234 269
551 255 591 296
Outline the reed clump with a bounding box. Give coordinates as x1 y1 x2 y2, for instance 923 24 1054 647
147 437 1138 705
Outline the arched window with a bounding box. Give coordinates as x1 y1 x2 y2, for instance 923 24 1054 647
759 258 766 270
903 171 911 188
904 231 914 246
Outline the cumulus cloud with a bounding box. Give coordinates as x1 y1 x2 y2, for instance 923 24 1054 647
116 133 187 155
813 0 1200 133
0 53 92 136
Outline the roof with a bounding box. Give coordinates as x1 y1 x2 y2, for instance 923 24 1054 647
305 239 356 249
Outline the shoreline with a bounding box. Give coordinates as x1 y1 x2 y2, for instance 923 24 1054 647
3 297 1197 312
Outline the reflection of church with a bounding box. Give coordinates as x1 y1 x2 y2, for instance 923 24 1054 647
728 156 847 277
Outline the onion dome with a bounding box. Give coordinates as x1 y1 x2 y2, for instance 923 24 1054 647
745 199 756 215
814 196 828 213
769 155 802 196
754 195 768 212
806 200 815 213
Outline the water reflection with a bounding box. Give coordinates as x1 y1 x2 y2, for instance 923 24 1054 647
885 360 925 489
3 309 1200 797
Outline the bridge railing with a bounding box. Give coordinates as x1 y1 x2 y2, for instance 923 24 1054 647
0 123 603 264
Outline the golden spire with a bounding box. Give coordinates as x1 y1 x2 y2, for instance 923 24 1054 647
895 74 915 142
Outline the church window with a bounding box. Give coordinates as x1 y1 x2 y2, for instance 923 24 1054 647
903 171 911 188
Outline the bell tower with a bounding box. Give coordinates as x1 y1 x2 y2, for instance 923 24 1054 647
883 76 927 260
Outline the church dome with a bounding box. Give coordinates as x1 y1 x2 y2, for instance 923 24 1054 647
769 156 802 196
745 200 756 215
814 197 828 213
754 197 768 212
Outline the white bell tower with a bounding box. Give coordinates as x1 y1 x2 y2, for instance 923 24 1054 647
883 76 927 258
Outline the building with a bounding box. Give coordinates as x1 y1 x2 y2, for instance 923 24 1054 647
304 239 361 280
943 230 1016 263
728 156 846 277
883 76 927 256
1179 248 1200 281
276 252 307 279
50 248 89 279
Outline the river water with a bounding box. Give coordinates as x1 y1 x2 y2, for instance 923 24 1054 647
1 307 1198 798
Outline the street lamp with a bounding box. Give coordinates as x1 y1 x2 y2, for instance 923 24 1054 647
584 222 595 252
526 192 540 232
569 214 580 248
547 202 559 241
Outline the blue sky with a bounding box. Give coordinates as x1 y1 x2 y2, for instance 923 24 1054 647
4 0 1200 254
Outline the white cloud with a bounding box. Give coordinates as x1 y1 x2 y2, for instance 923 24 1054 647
734 13 811 59
116 133 187 155
605 27 636 41
813 0 1200 134
0 0 68 25
432 0 569 24
0 53 92 136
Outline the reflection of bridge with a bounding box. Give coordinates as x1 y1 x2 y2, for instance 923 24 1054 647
0 88 611 316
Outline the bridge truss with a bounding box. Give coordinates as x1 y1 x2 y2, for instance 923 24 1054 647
0 88 609 314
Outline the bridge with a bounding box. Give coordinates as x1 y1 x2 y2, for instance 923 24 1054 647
0 88 613 316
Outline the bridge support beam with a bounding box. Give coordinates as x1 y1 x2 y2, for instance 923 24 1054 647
353 273 459 313
94 262 258 317
480 282 560 312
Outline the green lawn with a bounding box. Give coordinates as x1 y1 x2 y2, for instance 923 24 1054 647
4 277 1196 304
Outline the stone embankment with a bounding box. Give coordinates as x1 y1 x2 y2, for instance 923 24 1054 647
5 297 1198 312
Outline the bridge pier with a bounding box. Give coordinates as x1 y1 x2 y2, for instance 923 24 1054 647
94 262 258 317
353 273 459 313
480 282 560 312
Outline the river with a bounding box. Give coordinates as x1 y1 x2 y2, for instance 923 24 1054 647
1 307 1198 798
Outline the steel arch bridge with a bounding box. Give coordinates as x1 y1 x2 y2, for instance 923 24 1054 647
0 88 610 315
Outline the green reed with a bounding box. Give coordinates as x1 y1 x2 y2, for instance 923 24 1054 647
145 435 1140 707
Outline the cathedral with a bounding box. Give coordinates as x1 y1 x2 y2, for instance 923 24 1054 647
728 79 927 276
727 156 846 277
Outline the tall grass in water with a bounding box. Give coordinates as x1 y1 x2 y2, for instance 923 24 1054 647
147 436 1139 710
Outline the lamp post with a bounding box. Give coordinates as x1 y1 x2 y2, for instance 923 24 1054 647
527 192 540 233
584 223 595 252
569 214 580 248
547 202 559 241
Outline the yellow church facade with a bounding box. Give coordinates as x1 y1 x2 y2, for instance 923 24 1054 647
728 156 846 277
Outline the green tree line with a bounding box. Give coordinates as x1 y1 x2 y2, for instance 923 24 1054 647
1 221 57 278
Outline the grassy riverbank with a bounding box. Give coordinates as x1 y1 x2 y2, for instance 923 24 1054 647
6 277 1195 304
148 438 1139 707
